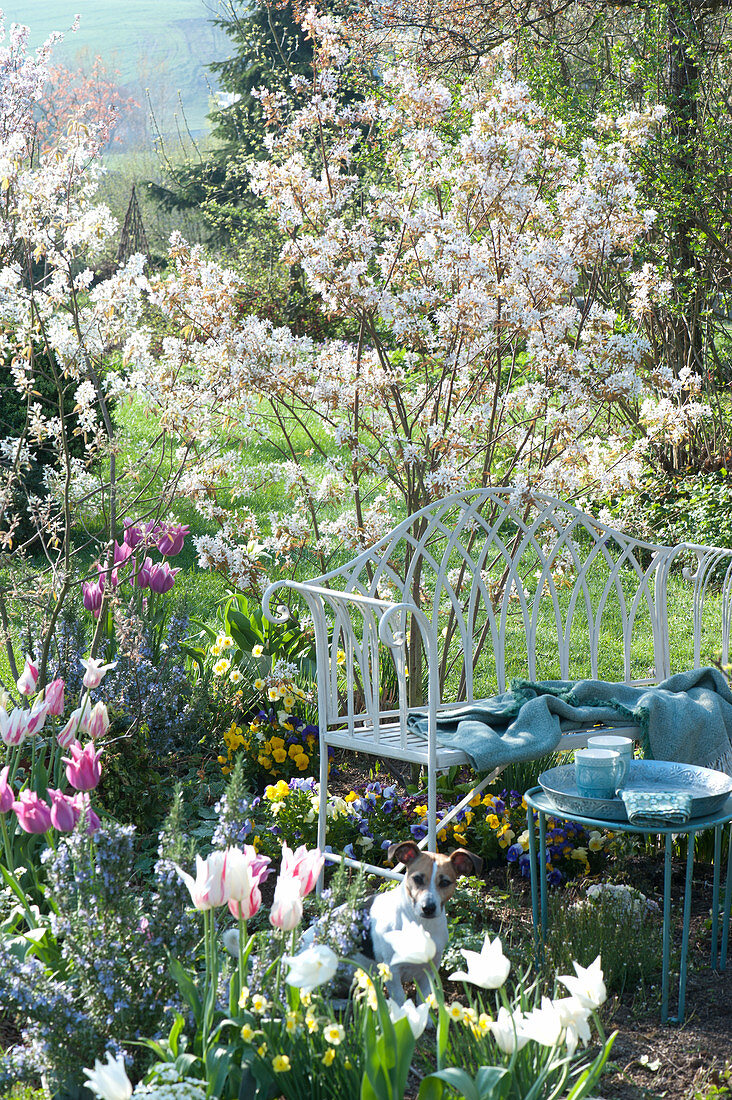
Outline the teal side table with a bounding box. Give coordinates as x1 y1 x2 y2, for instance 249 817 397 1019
524 788 732 1024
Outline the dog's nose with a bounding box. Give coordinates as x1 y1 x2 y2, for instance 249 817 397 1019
421 899 437 917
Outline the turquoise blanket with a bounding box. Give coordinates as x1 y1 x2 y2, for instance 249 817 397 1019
406 667 732 775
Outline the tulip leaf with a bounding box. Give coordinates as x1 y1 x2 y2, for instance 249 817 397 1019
419 1067 510 1100
168 955 203 1020
565 1032 617 1099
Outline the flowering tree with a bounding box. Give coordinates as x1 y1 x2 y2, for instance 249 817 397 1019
128 15 688 592
0 19 189 690
35 54 140 150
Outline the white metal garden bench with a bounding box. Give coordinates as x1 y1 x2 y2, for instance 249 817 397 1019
262 487 732 880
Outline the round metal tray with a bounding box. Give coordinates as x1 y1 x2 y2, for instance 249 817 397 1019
538 759 732 821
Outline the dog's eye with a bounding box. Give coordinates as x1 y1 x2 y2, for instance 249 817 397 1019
412 874 425 885
438 877 452 888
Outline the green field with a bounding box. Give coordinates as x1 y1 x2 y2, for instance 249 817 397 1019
5 0 229 136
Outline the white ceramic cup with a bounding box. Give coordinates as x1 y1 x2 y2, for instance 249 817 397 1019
587 734 634 775
574 747 628 799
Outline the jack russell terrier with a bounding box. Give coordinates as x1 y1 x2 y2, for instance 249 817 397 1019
224 840 482 1005
361 840 483 1005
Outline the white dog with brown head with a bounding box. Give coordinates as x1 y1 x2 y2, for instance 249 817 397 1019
366 840 483 1005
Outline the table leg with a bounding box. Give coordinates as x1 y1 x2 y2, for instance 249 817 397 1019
527 807 541 962
669 829 695 1024
661 833 672 1024
539 811 548 938
722 823 732 971
712 826 722 970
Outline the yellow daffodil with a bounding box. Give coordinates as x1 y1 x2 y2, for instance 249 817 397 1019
272 1055 290 1073
252 644 264 657
322 1049 336 1066
240 1023 255 1042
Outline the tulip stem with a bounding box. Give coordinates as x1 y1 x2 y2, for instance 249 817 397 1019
238 914 248 995
0 812 14 872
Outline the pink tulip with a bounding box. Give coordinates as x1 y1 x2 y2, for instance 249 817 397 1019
16 654 38 696
82 579 104 617
224 845 271 920
80 657 116 689
71 792 101 834
280 843 325 898
0 707 28 747
157 523 189 557
57 701 89 748
87 701 110 740
13 790 52 833
63 741 103 791
25 697 49 737
0 766 14 813
269 874 304 930
44 678 65 717
148 562 180 594
174 851 228 910
48 788 77 832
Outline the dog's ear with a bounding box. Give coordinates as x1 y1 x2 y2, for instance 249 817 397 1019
388 840 422 866
450 848 483 879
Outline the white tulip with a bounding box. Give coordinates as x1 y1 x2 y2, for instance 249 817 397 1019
552 995 593 1054
521 996 563 1047
557 955 607 1010
382 920 436 966
448 934 510 989
284 944 338 992
488 1006 530 1054
83 1053 132 1100
387 996 430 1038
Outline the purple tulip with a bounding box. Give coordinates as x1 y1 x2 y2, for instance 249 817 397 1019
132 555 153 589
71 792 101 834
148 561 180 594
82 579 104 617
0 766 14 813
123 518 144 548
13 790 52 833
48 788 77 832
157 523 189 557
114 540 134 568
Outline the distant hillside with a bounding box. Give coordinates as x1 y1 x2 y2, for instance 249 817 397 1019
4 0 231 140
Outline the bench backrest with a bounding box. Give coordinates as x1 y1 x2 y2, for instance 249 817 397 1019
303 489 732 717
